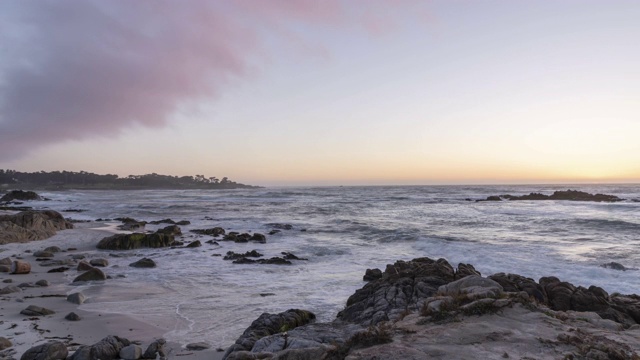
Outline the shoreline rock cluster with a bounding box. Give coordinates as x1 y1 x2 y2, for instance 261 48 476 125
222 257 640 360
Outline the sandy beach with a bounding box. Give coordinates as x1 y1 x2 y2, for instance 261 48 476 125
0 223 224 360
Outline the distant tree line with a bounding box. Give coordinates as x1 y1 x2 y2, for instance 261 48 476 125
0 169 258 189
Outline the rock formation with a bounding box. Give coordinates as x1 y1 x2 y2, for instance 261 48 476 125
0 210 73 244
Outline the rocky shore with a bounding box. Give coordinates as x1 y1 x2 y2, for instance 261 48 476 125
222 257 640 359
1 189 639 359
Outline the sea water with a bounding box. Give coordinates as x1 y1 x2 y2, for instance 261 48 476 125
12 185 640 347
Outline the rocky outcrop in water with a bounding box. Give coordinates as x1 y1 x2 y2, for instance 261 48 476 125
0 210 73 244
0 190 43 202
478 189 623 202
96 233 175 250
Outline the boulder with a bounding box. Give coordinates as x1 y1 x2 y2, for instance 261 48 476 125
438 275 503 299
0 336 11 351
190 227 225 237
185 240 202 248
47 266 69 273
33 250 54 258
250 233 266 243
119 344 141 359
20 305 55 316
20 341 67 360
142 339 166 359
67 292 86 305
35 279 50 287
43 246 61 253
223 309 316 359
129 257 156 268
186 342 210 351
488 273 546 303
96 233 175 250
73 268 106 283
601 262 628 271
77 261 93 271
156 225 181 235
337 257 456 325
89 258 109 267
281 252 308 261
0 285 21 294
65 312 81 321
11 260 31 274
0 257 12 265
1 190 42 202
0 210 73 244
88 336 130 360
363 268 382 282
224 250 263 260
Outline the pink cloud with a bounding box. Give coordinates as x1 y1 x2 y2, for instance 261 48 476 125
0 0 425 161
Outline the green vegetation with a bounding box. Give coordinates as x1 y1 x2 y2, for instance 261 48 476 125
0 169 259 190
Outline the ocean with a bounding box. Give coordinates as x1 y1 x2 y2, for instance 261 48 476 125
7 184 640 348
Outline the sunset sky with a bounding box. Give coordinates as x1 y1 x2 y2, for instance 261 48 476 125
1 1 639 186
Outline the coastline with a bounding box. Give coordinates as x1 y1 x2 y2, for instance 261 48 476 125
0 224 223 360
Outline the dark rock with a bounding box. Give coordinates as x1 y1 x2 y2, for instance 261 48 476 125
456 263 481 279
77 261 93 271
0 210 73 244
18 282 35 288
0 257 11 265
186 342 210 350
258 257 292 265
190 227 225 237
232 257 257 264
0 265 11 272
224 250 263 260
363 268 382 282
268 230 281 235
20 341 67 360
267 223 293 230
489 273 546 303
250 233 267 243
117 222 146 231
43 246 61 253
65 312 81 321
129 257 156 268
480 190 623 203
205 240 219 245
35 279 49 287
223 309 315 359
72 335 130 360
89 258 109 267
337 257 456 325
149 218 176 225
0 336 11 351
96 233 175 250
539 276 576 311
47 266 69 273
0 190 42 202
67 292 86 305
2 279 11 283
601 262 627 271
72 267 106 283
142 338 166 359
281 252 307 260
176 220 191 226
20 305 55 316
185 240 202 248
0 285 21 294
156 225 182 236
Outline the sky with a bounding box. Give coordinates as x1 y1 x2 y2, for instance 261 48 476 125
0 0 639 186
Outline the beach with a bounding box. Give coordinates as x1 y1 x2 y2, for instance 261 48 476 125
0 222 224 360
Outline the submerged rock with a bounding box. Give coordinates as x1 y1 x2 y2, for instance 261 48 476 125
190 227 225 237
96 233 175 250
129 257 156 268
